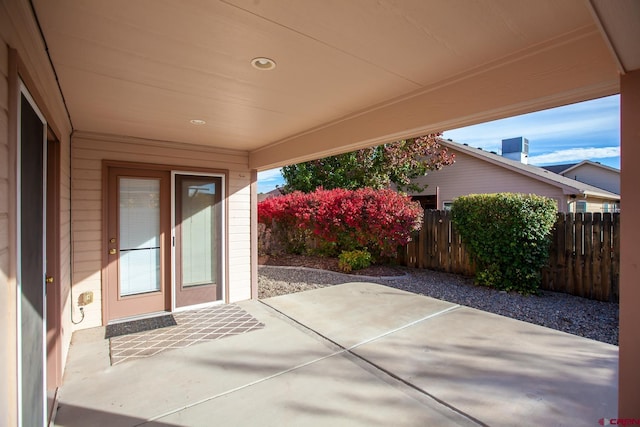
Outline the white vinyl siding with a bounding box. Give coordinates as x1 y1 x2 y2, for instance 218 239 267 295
227 178 252 301
567 198 616 213
561 163 620 194
1 2 75 420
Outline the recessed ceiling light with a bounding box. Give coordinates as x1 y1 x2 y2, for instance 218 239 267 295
190 119 206 125
251 57 276 70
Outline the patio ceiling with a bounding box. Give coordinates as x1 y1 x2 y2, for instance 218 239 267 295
32 0 639 170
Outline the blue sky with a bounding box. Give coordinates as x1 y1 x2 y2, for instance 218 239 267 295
258 95 620 193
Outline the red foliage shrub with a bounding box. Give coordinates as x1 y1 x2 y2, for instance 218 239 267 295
258 187 423 257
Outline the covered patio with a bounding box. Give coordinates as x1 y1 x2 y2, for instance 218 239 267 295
1 1 638 425
54 282 617 426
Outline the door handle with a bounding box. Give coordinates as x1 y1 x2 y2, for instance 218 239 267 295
45 276 54 284
109 248 117 255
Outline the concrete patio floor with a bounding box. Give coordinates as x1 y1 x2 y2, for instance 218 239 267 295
53 282 618 427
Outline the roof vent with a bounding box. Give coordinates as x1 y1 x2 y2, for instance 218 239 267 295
463 143 468 146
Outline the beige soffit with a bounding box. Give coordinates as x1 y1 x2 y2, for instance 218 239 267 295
588 0 640 73
32 0 623 170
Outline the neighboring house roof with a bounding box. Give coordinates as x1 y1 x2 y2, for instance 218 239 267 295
541 163 578 174
258 188 283 202
543 160 620 194
558 160 621 175
437 139 620 200
542 160 620 176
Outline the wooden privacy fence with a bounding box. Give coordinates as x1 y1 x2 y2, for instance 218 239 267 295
397 210 620 302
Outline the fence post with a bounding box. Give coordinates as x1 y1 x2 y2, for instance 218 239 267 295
564 213 575 296
591 213 603 301
582 213 593 299
418 212 426 269
555 212 565 292
542 212 560 292
601 213 612 302
435 210 447 272
612 213 620 302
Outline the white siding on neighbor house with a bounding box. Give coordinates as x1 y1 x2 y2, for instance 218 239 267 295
411 150 569 212
561 163 620 195
568 197 618 213
71 133 252 329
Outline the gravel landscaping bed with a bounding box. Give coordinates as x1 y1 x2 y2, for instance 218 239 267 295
258 265 619 346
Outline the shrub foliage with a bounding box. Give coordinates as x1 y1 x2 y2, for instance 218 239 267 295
338 250 373 272
451 193 557 293
281 134 455 193
258 187 423 258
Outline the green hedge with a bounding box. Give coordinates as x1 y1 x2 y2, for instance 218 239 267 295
451 193 557 294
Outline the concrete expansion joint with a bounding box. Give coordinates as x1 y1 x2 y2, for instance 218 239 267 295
256 301 487 427
139 302 481 426
139 348 348 425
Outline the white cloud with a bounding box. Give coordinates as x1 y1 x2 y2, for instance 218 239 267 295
442 95 619 150
258 168 285 193
529 147 620 164
257 168 282 182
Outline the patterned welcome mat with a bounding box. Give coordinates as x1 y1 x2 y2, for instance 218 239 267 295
109 304 264 365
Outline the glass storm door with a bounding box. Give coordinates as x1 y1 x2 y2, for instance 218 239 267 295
174 175 223 308
106 168 170 321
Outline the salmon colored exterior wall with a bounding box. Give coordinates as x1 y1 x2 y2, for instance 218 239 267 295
71 133 253 329
0 35 16 427
0 3 256 421
619 69 640 417
0 1 73 424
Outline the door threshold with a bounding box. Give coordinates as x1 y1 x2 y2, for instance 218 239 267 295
108 311 171 325
172 300 224 313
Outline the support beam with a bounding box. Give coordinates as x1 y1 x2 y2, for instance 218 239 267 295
619 69 640 417
250 169 259 300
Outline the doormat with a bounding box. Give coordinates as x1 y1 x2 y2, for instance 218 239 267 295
105 315 177 339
